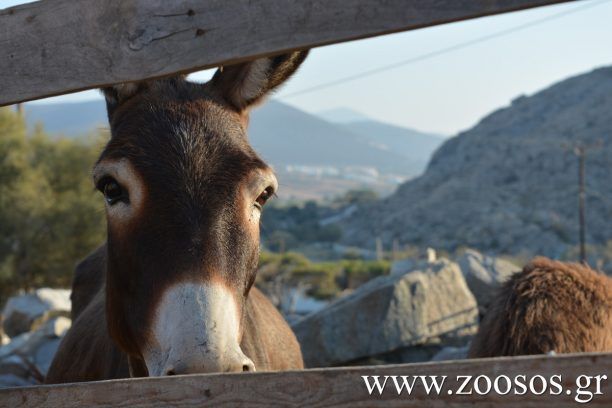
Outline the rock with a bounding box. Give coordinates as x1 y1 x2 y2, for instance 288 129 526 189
14 318 70 376
37 317 71 338
0 374 36 388
32 338 61 375
0 332 32 360
390 249 437 275
457 249 518 314
431 345 469 362
0 293 72 388
426 248 437 262
292 259 478 367
0 355 30 378
0 316 71 384
390 258 416 275
2 288 70 338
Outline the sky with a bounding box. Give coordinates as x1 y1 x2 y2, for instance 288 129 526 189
3 0 612 135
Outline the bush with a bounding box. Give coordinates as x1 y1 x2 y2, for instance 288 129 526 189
292 263 342 300
0 108 105 304
257 251 392 301
260 200 344 251
340 260 391 289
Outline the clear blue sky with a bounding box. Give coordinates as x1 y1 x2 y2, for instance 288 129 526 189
4 0 612 135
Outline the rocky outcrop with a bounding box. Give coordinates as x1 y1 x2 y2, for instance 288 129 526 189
292 259 478 367
457 249 519 314
2 289 70 338
341 67 612 258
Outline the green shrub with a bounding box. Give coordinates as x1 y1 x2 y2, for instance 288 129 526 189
0 108 106 304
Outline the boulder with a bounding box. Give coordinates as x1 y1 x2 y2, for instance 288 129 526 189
0 332 32 361
2 288 70 338
36 316 71 339
0 374 36 389
0 316 71 384
0 355 30 378
457 249 518 314
32 338 62 375
12 317 70 375
0 346 41 388
292 259 478 367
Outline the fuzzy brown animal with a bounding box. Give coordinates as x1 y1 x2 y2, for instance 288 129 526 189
469 257 612 358
46 51 308 383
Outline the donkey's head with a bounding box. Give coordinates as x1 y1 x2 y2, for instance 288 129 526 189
94 52 307 376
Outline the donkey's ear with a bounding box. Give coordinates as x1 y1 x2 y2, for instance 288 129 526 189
101 76 186 118
209 50 308 112
101 83 145 119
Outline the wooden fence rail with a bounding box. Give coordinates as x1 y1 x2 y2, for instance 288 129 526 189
1 353 610 407
1 1 605 407
0 0 578 106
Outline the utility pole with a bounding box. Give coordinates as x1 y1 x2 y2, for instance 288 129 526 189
375 237 383 261
278 236 286 254
563 140 602 264
575 145 586 264
392 239 400 261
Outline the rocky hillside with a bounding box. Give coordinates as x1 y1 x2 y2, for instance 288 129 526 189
341 66 612 257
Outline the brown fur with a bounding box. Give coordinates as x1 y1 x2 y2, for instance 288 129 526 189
46 51 308 383
469 257 612 358
70 244 106 321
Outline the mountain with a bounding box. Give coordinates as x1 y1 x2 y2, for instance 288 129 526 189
25 100 107 136
340 120 445 170
316 107 372 124
316 107 445 163
249 101 440 176
23 99 443 178
340 66 612 258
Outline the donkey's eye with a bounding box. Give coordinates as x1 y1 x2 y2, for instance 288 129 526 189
255 187 274 210
97 177 127 205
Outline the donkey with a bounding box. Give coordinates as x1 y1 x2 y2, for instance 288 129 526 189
469 257 612 358
46 51 308 383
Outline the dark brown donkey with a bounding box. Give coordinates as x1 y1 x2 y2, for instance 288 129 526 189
46 51 308 383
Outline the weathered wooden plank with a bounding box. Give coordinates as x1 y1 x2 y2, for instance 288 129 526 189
1 353 610 407
0 0 578 106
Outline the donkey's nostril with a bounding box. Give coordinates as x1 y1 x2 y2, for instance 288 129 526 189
165 368 176 376
241 358 256 372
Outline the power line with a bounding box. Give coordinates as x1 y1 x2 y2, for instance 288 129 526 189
283 0 611 98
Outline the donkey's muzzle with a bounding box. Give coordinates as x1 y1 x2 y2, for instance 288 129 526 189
141 282 253 376
164 351 255 375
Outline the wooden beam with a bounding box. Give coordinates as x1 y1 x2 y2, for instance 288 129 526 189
0 0 578 106
1 353 611 407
